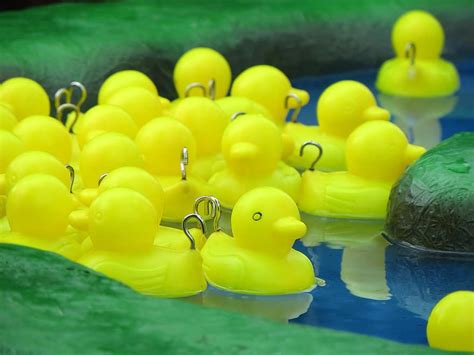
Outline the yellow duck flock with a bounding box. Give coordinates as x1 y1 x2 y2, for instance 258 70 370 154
2 9 455 298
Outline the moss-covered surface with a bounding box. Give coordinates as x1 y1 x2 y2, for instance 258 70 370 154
0 0 473 108
0 243 452 354
385 133 474 253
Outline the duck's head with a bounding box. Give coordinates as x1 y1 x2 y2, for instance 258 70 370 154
0 77 50 119
5 151 70 194
231 65 309 126
170 97 227 157
318 81 390 138
135 117 197 176
392 10 444 60
98 70 159 104
0 103 18 131
231 187 306 255
174 47 232 100
222 114 282 176
7 174 73 238
105 87 163 128
97 167 164 224
80 132 144 188
346 120 426 181
215 96 274 121
78 105 138 149
88 187 157 252
14 115 72 164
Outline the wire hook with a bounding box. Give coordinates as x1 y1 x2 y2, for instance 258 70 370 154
285 93 303 123
299 141 323 171
182 213 206 250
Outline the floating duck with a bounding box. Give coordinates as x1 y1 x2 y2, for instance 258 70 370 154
0 103 18 131
284 80 390 171
79 132 144 188
77 187 207 297
376 10 460 97
201 187 316 295
427 291 474 352
98 70 169 108
0 77 50 119
0 174 81 260
0 130 25 196
135 117 209 222
13 115 72 164
231 65 309 127
209 114 301 208
298 120 426 219
104 87 163 128
170 97 228 181
174 47 231 100
77 104 138 149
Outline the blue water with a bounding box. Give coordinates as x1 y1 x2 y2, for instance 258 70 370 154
195 61 474 345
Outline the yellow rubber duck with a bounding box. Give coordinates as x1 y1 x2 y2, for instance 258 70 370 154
79 132 144 188
0 130 25 196
209 114 301 208
104 87 163 128
77 105 138 149
0 103 18 131
170 97 228 181
201 187 315 295
77 187 207 297
13 115 72 164
135 117 210 223
174 47 231 100
0 174 81 260
298 120 426 219
231 65 309 127
376 10 460 97
0 77 50 119
284 80 390 171
427 291 474 352
98 70 169 108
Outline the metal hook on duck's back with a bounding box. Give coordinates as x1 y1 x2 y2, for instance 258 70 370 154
182 213 206 250
69 81 87 110
98 173 109 186
184 82 207 97
208 78 216 100
300 141 323 171
180 147 189 181
65 164 75 193
56 103 80 133
194 195 222 233
230 111 246 121
405 42 417 79
285 93 303 123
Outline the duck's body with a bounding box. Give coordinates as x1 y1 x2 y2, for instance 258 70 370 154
299 170 392 219
209 162 301 209
201 231 315 295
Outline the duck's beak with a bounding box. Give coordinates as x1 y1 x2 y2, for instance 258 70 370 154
405 144 426 165
79 188 99 207
69 209 89 231
288 88 310 107
230 142 259 161
362 106 390 122
273 216 307 241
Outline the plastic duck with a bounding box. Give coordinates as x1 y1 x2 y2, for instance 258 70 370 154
79 132 144 188
135 117 210 222
0 130 25 195
209 114 301 208
376 10 460 97
0 103 18 131
170 97 228 181
0 174 80 260
200 187 315 295
298 120 426 219
427 291 474 352
174 47 231 100
77 105 138 149
77 188 207 297
104 87 163 128
284 81 390 171
231 65 309 127
98 70 169 108
13 115 72 164
0 77 50 119
215 96 273 121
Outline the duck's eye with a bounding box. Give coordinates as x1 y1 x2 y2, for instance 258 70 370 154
252 212 262 221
